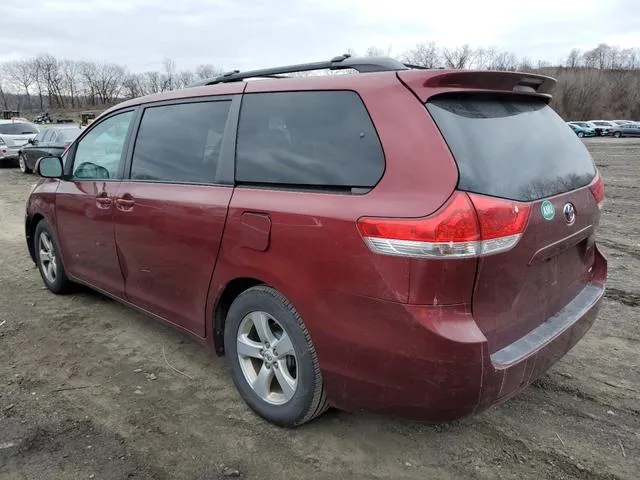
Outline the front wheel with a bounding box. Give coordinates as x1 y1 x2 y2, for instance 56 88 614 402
614 131 622 138
34 220 72 294
224 286 328 427
18 154 32 173
577 132 584 138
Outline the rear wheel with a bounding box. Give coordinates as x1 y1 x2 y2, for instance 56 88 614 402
224 286 328 427
614 131 622 138
18 154 32 173
34 220 72 294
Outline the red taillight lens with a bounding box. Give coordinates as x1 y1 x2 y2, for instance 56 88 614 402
357 191 530 259
468 193 531 240
357 192 479 243
589 173 604 208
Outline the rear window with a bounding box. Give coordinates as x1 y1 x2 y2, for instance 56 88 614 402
0 123 39 135
236 91 384 189
427 96 596 201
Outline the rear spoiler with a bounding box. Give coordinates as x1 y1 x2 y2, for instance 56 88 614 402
397 70 557 102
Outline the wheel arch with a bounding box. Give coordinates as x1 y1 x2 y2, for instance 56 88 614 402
212 277 264 356
26 213 45 264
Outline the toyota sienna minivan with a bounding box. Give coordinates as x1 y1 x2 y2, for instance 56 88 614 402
25 55 606 427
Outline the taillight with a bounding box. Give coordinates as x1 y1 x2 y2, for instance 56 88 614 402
357 191 530 259
589 173 605 209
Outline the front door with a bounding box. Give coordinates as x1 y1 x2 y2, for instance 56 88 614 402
113 99 235 335
55 110 136 298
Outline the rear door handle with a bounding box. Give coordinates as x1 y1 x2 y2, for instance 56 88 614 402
115 194 135 211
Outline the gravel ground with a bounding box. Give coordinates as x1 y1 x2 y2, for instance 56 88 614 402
0 138 638 480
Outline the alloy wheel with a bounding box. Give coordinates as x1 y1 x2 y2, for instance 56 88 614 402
236 311 298 405
38 231 57 283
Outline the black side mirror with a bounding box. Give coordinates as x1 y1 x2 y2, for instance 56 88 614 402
36 156 63 178
28 138 35 144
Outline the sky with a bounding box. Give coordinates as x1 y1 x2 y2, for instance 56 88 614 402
1 0 639 72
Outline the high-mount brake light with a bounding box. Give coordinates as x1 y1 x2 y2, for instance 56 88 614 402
357 191 531 259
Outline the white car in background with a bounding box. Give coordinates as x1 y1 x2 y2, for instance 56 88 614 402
0 120 40 166
587 120 617 136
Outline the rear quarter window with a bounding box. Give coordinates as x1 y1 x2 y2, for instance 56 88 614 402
427 95 596 202
236 91 384 189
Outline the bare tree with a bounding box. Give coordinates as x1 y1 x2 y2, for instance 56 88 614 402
442 44 475 69
3 60 36 109
195 64 219 80
565 49 582 68
60 60 80 108
402 42 441 68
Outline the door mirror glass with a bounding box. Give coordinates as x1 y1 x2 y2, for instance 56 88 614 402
36 156 63 178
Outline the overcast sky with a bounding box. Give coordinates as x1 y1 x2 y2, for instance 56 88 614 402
2 0 638 72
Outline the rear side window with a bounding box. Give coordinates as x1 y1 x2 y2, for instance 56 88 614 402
427 96 596 202
236 91 384 188
131 101 231 184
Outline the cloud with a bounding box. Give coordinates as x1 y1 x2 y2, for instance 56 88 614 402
1 0 638 72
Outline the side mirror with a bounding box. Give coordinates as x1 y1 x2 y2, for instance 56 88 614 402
36 156 63 178
28 138 35 144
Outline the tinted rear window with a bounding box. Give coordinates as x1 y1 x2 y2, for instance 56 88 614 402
236 91 384 188
0 123 39 135
131 101 231 184
427 96 596 201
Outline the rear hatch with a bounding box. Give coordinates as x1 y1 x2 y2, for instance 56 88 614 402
422 91 602 354
0 123 39 149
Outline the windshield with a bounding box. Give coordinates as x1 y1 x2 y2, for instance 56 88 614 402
0 123 39 135
427 95 596 202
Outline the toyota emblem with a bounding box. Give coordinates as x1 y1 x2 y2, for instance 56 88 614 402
563 203 576 225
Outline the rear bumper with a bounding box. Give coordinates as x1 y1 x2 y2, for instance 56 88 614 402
318 247 606 421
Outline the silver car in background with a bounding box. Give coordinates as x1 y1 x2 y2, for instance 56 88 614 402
0 120 40 166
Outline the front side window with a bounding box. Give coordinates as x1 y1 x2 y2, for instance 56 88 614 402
72 111 134 180
236 91 384 188
130 101 231 184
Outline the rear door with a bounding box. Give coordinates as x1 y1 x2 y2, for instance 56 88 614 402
425 94 602 354
113 97 238 336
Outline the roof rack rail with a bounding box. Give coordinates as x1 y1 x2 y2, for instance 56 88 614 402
187 54 410 87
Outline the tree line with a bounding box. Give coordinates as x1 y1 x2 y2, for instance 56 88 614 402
1 43 639 120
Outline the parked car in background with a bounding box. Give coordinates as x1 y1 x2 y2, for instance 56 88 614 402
25 57 606 427
18 125 83 173
0 120 40 166
568 121 605 136
611 122 640 138
611 120 634 126
588 120 616 136
567 122 596 138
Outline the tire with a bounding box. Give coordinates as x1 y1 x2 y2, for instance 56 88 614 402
577 132 584 138
18 154 32 174
614 131 622 138
224 285 328 427
34 220 72 294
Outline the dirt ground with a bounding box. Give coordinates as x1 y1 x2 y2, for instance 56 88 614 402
0 138 638 480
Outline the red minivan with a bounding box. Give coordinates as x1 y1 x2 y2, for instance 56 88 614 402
25 56 606 427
